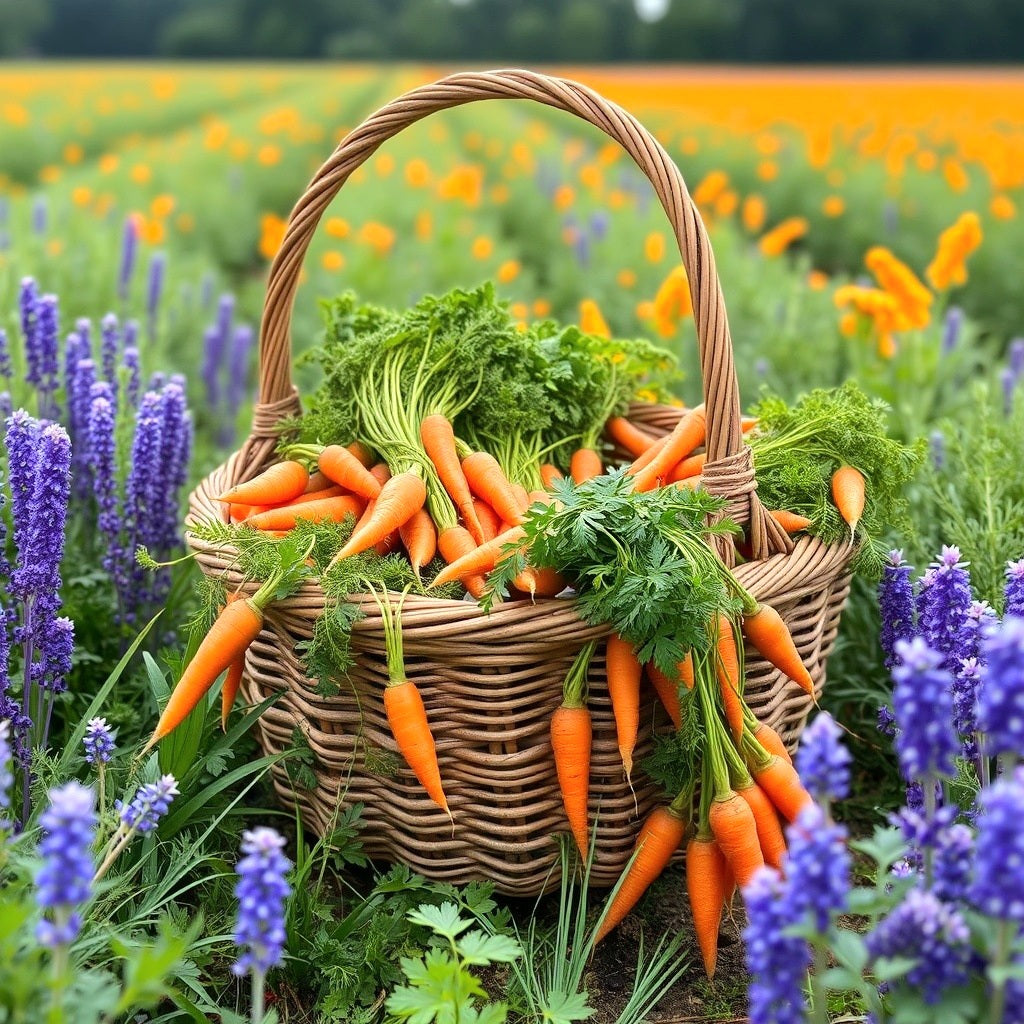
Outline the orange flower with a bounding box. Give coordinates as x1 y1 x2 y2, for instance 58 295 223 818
742 195 767 233
757 159 778 182
758 217 809 257
943 158 969 193
63 142 83 164
714 189 739 218
617 268 637 288
644 231 665 263
834 284 903 358
554 185 575 211
807 270 830 290
497 259 520 283
257 144 281 166
926 211 983 290
139 217 165 245
375 153 395 177
532 298 552 317
405 158 431 188
693 170 729 208
438 164 483 206
865 246 932 329
415 211 432 241
822 195 845 218
259 213 287 261
131 163 152 184
652 266 692 337
98 153 119 174
71 186 92 207
471 236 493 260
150 194 175 219
359 222 396 256
321 250 345 271
325 217 350 239
490 183 509 203
990 194 1016 220
580 299 611 339
39 165 60 184
511 301 529 320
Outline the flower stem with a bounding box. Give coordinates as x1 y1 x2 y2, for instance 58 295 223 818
990 919 1013 1024
251 968 266 1024
922 776 937 886
811 941 829 1024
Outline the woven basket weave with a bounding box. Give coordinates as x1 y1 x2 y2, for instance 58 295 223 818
186 70 854 897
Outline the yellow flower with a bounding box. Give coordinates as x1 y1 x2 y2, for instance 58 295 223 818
46 239 64 257
926 211 983 290
257 144 281 166
322 250 345 271
150 194 175 219
98 153 119 174
758 217 809 257
375 153 395 177
644 231 666 263
259 213 287 261
511 301 529 319
63 142 83 164
325 217 350 239
822 195 845 218
72 186 92 208
39 165 60 184
139 218 165 245
497 260 520 283
471 236 493 260
405 158 431 188
131 163 152 184
579 299 611 339
438 164 483 206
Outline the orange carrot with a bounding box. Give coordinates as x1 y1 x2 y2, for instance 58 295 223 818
686 836 732 978
741 416 759 434
462 451 524 525
221 656 244 731
709 791 764 888
527 489 553 506
346 440 375 468
714 615 744 743
751 721 793 765
318 445 383 501
510 483 531 515
473 500 501 542
678 651 695 690
330 472 427 564
421 414 484 544
570 447 603 484
229 503 253 523
303 470 330 494
145 598 264 751
217 460 309 506
248 494 365 531
429 525 526 588
288 485 345 504
595 803 687 942
399 508 438 579
736 782 787 870
752 755 813 823
831 465 866 535
629 407 707 492
628 432 669 473
667 452 706 482
645 663 682 730
605 634 641 780
606 416 657 457
743 604 814 697
550 643 595 860
769 509 813 534
359 462 401 555
437 527 486 598
540 463 564 489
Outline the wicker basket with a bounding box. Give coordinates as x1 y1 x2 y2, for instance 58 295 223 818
186 70 854 897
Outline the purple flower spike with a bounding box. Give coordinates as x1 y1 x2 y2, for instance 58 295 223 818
916 546 973 672
31 197 47 236
83 718 116 765
122 347 140 410
976 617 1024 760
932 822 973 903
146 253 166 334
0 720 12 820
88 382 121 564
1006 560 1024 619
941 306 963 354
20 278 40 386
232 827 291 977
0 328 12 382
928 430 945 470
35 781 96 947
795 712 851 803
879 549 915 669
742 867 809 1024
785 803 850 931
1002 367 1017 415
100 313 120 388
891 637 959 782
118 216 138 302
866 889 971 1003
118 774 178 834
36 294 61 416
40 616 74 694
970 769 1024 923
5 410 42 557
227 325 255 417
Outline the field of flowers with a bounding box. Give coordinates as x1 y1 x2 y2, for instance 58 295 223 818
1 63 1023 1023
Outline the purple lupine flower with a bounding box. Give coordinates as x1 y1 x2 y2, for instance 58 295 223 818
232 827 292 977
63 331 86 402
969 768 1024 922
0 720 12 821
83 718 115 765
201 326 223 408
34 781 96 947
879 549 915 669
122 347 140 410
117 774 178 834
941 306 963 354
866 889 971 1003
67 358 97 490
147 372 166 392
916 547 973 671
20 278 40 386
891 637 959 782
122 392 164 614
117 216 138 302
0 328 11 382
87 383 121 575
31 196 47 236
929 430 945 470
100 314 120 388
39 616 73 694
795 712 851 803
146 253 166 335
74 317 91 355
1002 367 1017 415
877 705 897 737
5 411 41 558
200 272 214 309
35 294 61 416
932 823 973 903
590 209 610 241
1010 338 1024 379
784 803 850 931
573 231 590 268
226 325 254 417
976 617 1024 760
1006 560 1024 619
153 382 189 557
123 319 139 352
952 657 982 759
742 868 809 1024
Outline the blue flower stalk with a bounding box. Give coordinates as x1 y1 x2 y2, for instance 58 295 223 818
916 546 973 672
976 616 1024 765
796 711 851 814
878 550 915 670
0 720 12 829
82 717 115 814
94 774 178 880
1006 560 1024 619
233 827 292 1024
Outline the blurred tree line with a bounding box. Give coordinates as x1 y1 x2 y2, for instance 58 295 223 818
9 0 1024 60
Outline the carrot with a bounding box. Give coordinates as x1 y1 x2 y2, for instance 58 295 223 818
751 721 793 765
346 440 375 468
421 414 484 544
317 445 383 501
329 471 427 564
372 585 450 818
743 603 814 697
229 503 253 523
769 509 813 534
678 651 696 690
667 452 705 482
605 634 642 780
540 463 564 489
628 433 668 473
221 655 244 731
144 597 264 752
570 447 603 484
831 465 866 535
736 782 787 870
752 755 813 822
429 525 526 588
399 508 438 579
645 663 682 730
714 615 744 743
708 791 764 888
550 643 595 860
530 567 568 597
462 451 524 526
288 485 345 504
473 500 501 542
359 462 401 556
741 416 759 434
629 407 706 492
437 526 487 598
686 836 732 979
510 483 531 515
217 460 309 506
248 494 365 531
595 802 687 942
527 489 553 506
606 416 657 457
303 470 330 494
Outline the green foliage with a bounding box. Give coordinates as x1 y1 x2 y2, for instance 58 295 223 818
751 381 925 575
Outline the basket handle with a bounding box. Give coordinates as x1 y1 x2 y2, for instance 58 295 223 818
252 69 790 561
